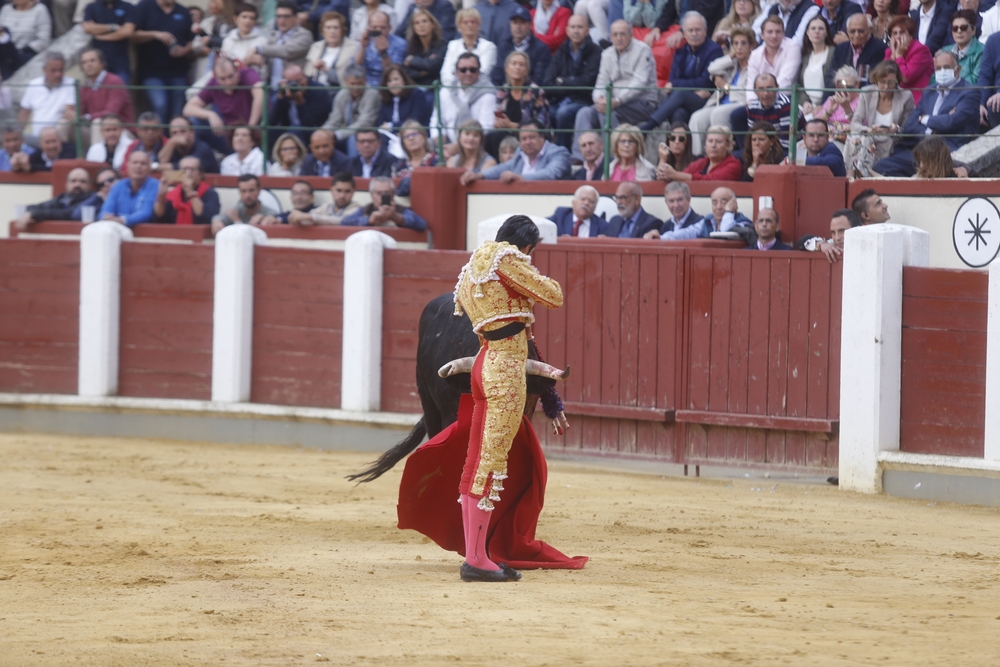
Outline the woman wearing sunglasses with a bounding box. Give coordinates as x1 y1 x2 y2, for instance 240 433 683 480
657 121 693 171
937 10 983 85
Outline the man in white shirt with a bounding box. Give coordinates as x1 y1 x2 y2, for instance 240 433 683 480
85 113 130 170
441 7 497 87
430 52 496 156
745 15 801 103
18 52 76 141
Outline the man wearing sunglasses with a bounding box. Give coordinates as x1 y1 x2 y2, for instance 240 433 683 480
430 52 496 156
75 168 120 222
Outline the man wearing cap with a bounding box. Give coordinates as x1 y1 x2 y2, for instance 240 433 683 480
491 5 552 86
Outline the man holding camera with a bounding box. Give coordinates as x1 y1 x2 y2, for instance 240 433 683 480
355 10 407 86
342 176 428 230
271 64 333 145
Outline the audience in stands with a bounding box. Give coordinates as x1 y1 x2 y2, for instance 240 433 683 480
76 168 119 221
445 118 497 172
244 1 313 90
750 208 793 250
190 0 234 80
497 134 519 162
377 64 433 132
657 122 694 172
430 52 496 152
799 15 836 115
324 64 380 148
0 0 52 79
798 207 864 262
821 0 862 44
742 121 786 180
852 187 891 223
491 5 551 86
690 26 755 155
813 65 862 145
220 2 267 72
574 0 609 44
211 174 278 234
352 0 396 44
124 112 165 168
549 184 606 236
746 72 798 150
574 20 658 159
83 0 137 81
831 13 885 85
100 150 159 226
910 0 955 55
885 15 934 103
133 0 194 124
761 0 821 45
0 125 32 172
29 126 76 171
220 127 265 175
573 130 605 180
392 119 437 194
660 125 743 182
270 64 333 145
875 50 977 176
478 0 521 47
350 128 396 177
342 175 429 230
293 0 349 38
531 0 572 53
302 128 350 176
153 155 221 225
304 172 362 224
746 16 801 103
85 114 130 170
402 8 447 86
269 179 315 224
714 0 761 49
268 132 308 176
913 134 966 176
183 56 264 153
465 119 571 183
942 9 983 83
545 15 601 149
490 50 550 154
796 118 847 176
78 47 135 147
441 8 496 88
395 0 456 43
607 123 655 181
13 168 92 230
19 52 75 142
979 31 1000 126
652 185 752 240
160 116 221 174
356 9 407 86
604 180 661 238
869 0 900 45
848 60 914 177
304 11 360 87
643 181 704 238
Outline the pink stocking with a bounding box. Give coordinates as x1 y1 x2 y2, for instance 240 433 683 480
461 493 499 571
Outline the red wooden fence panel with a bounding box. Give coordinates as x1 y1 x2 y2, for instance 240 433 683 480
251 246 344 408
0 239 79 393
679 250 842 470
119 243 214 399
380 249 470 413
899 267 988 457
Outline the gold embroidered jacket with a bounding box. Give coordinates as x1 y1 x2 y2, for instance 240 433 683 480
454 241 563 333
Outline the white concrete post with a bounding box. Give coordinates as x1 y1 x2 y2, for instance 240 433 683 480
211 224 267 402
984 262 1000 460
341 230 397 412
839 224 929 493
78 222 134 397
476 215 558 248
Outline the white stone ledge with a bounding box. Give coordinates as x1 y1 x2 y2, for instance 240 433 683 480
0 393 420 428
879 450 1000 476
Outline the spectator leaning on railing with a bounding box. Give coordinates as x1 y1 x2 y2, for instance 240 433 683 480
649 185 752 240
211 174 279 235
18 51 75 142
82 0 136 83
29 126 76 171
463 119 571 183
100 150 160 226
152 155 221 225
269 179 315 225
445 119 497 172
341 175 428 230
798 208 863 262
76 168 119 221
13 167 93 231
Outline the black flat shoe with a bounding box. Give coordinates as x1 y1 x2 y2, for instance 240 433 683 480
498 563 522 581
460 562 514 582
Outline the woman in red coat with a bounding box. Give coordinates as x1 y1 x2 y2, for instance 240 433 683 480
884 15 933 104
531 0 572 53
656 125 744 182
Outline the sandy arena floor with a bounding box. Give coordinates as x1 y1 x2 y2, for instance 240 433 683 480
2 432 1000 666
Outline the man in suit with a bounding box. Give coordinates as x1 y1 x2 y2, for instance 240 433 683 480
463 120 572 183
648 186 751 240
549 185 607 236
821 0 862 44
979 30 1000 126
350 129 397 178
28 127 76 172
829 14 886 86
874 51 979 176
491 5 552 86
301 129 351 177
643 182 704 238
573 131 605 180
750 208 794 250
911 0 957 55
604 181 662 238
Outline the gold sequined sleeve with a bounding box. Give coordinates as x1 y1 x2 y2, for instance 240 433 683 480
496 255 564 309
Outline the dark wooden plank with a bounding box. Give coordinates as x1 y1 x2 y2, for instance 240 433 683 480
899 422 984 457
686 422 708 460
902 296 988 333
562 250 586 403
828 261 843 419
786 259 811 418
580 415 602 452
746 256 771 414
708 255 732 413
636 421 656 455
765 429 785 464
784 431 806 467
728 256 752 414
675 409 836 433
618 253 640 408
903 266 989 301
601 252 621 406
544 250 567 370
901 329 987 365
899 359 988 396
706 425 727 459
581 252 603 404
634 254 658 407
655 422 676 459
561 401 673 421
767 257 791 416
746 428 767 463
726 426 747 462
686 254 714 410
805 434 829 469
807 262 831 419
618 419 637 454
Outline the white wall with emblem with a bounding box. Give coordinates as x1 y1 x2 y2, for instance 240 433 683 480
882 196 1000 270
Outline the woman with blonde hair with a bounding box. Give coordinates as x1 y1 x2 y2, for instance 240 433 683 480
445 119 497 173
847 59 914 178
713 0 761 50
658 125 743 182
488 50 550 156
393 119 438 195
403 8 446 86
607 124 655 181
267 132 307 176
304 11 361 88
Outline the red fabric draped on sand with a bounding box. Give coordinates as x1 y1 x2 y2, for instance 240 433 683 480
397 394 588 570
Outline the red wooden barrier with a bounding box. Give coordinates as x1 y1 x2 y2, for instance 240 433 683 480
118 243 214 399
899 266 988 457
251 246 344 408
679 250 842 470
0 239 79 393
380 249 469 412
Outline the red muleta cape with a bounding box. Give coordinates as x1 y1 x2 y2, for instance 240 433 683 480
397 394 588 570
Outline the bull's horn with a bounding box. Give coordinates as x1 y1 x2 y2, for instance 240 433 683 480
527 360 570 381
438 357 476 378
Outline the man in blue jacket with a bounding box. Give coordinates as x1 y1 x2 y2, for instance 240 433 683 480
979 30 1000 127
464 120 572 182
100 150 160 227
490 5 551 86
799 119 847 176
647 186 752 240
604 181 662 238
875 51 979 176
910 0 956 56
639 11 723 130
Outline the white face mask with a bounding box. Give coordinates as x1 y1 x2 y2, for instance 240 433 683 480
936 68 956 86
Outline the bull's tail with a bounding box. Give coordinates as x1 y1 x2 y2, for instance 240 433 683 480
346 417 428 483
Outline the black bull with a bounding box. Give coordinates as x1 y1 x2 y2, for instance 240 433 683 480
347 293 566 483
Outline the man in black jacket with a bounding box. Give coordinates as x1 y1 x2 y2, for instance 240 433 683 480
491 5 551 86
13 168 93 230
28 127 77 172
270 64 333 146
350 129 397 178
545 15 602 149
829 14 886 85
